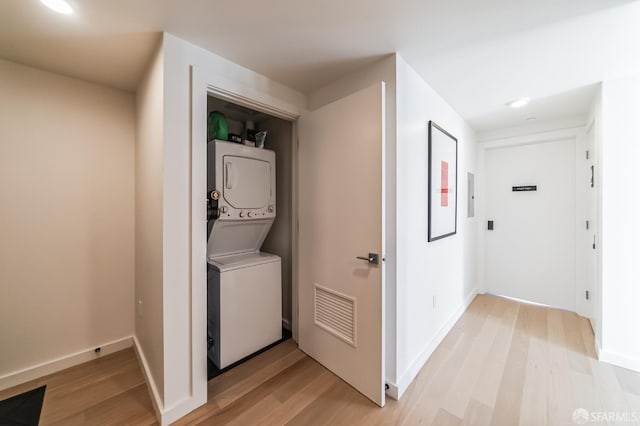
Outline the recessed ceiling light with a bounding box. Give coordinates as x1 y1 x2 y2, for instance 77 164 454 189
506 97 530 109
40 0 73 14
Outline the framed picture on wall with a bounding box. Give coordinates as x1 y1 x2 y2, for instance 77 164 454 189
428 121 458 242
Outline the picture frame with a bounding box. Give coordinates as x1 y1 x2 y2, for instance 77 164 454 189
428 121 458 242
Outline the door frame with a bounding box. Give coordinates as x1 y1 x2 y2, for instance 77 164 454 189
583 115 599 327
476 126 589 316
190 66 302 403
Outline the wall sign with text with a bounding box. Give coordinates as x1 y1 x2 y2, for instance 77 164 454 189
512 185 537 192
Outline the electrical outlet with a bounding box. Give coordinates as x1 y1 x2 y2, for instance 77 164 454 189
137 300 143 317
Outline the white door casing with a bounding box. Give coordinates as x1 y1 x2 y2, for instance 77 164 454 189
298 82 386 406
584 121 597 325
192 65 302 420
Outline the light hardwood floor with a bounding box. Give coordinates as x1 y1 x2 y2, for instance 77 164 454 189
3 294 639 425
0 347 156 425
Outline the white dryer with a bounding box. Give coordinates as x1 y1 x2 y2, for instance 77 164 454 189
207 140 282 369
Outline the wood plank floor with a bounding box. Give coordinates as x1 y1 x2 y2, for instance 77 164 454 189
0 348 157 425
3 294 639 425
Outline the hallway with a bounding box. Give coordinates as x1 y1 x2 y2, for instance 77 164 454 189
3 294 638 425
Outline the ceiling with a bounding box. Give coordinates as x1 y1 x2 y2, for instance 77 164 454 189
1 0 638 132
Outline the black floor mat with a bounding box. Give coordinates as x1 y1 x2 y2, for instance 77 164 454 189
208 328 292 380
0 385 46 426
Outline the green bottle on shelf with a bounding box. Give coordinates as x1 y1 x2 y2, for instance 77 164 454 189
207 111 228 142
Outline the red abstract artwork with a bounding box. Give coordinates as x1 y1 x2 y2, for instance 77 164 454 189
441 161 449 207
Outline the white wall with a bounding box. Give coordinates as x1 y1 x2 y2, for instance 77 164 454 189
135 41 165 406
308 54 398 389
157 32 306 424
599 74 640 371
0 59 135 388
259 117 294 328
394 55 477 397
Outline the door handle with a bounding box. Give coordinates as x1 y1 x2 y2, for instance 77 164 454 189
356 253 379 265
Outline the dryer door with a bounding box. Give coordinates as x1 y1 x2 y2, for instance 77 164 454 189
223 155 272 209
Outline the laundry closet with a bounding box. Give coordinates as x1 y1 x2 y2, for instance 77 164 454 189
205 95 294 379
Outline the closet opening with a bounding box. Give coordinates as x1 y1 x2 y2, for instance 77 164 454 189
205 95 295 380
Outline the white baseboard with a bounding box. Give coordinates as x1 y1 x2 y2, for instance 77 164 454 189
595 336 640 373
132 336 164 424
386 381 399 400
0 336 133 392
597 346 640 373
391 288 478 400
162 395 207 426
132 336 206 426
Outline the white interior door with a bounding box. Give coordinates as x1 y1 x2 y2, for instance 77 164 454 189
485 139 576 310
298 83 385 406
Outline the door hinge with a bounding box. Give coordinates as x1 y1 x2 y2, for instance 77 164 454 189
586 220 590 230
592 235 596 250
585 290 590 300
586 150 590 160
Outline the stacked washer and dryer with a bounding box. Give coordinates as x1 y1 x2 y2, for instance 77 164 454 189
207 139 282 369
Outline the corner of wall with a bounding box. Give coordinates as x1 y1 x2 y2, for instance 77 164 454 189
395 288 477 399
134 35 166 419
132 336 164 422
393 53 479 397
0 58 136 395
598 73 640 373
153 32 309 424
0 337 134 392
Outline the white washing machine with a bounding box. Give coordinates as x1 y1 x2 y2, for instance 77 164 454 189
207 253 281 369
207 140 282 369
